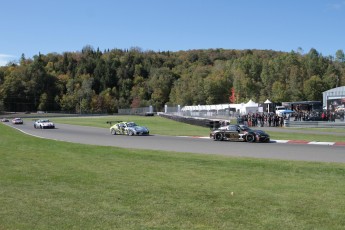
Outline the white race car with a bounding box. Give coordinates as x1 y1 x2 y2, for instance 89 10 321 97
34 119 55 129
12 118 23 124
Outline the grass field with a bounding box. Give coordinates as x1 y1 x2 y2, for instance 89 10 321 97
1 121 345 229
42 115 212 137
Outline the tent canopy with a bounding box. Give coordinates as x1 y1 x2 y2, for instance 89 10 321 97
240 100 258 114
245 99 257 106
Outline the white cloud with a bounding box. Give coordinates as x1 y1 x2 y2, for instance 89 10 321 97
329 1 345 10
0 54 16 66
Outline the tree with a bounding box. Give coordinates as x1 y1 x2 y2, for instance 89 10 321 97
147 67 176 110
77 75 94 113
38 93 48 111
20 53 26 66
271 81 288 102
59 94 77 112
323 65 341 88
130 75 149 107
304 75 326 101
305 48 321 77
90 88 118 113
26 54 48 109
204 70 231 104
335 49 345 62
1 47 345 113
229 87 236 103
0 66 28 111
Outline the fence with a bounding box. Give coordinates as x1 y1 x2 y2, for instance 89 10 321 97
118 105 345 128
117 104 240 119
161 105 238 120
118 106 154 116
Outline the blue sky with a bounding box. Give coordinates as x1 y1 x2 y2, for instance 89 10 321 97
0 0 344 66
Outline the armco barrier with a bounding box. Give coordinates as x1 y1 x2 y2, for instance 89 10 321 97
159 114 225 130
159 114 345 129
287 121 345 128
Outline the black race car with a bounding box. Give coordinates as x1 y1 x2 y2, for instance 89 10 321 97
210 124 270 143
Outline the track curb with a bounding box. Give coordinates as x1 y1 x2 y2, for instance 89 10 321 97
181 136 345 146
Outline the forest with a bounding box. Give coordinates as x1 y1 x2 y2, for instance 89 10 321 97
0 46 344 113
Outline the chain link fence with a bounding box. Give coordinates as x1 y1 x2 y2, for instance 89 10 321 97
117 105 237 120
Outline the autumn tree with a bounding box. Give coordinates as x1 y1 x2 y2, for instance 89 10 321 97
1 47 344 113
229 87 236 103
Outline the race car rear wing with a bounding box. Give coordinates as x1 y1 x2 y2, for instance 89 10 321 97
106 120 123 125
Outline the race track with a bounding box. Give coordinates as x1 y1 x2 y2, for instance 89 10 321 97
6 122 345 163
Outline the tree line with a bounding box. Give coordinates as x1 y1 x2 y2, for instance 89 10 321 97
0 46 344 113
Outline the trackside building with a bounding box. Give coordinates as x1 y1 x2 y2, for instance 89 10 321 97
322 86 345 112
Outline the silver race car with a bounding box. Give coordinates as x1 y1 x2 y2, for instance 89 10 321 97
110 121 149 136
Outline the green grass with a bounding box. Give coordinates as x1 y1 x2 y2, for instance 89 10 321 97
48 115 345 142
270 132 345 142
49 115 212 136
1 123 345 229
288 127 345 133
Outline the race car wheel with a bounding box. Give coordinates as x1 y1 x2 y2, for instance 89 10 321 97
215 133 223 141
128 130 134 136
246 134 255 142
110 129 117 135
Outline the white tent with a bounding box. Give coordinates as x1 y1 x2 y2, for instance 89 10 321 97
264 99 272 113
240 100 259 114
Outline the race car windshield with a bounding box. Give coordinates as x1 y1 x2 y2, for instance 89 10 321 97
127 122 138 127
254 130 267 135
239 125 252 131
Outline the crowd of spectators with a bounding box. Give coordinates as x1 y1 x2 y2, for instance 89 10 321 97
293 110 339 122
237 113 285 127
236 110 343 127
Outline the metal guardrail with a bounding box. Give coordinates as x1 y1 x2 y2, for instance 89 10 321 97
285 120 345 128
160 113 345 129
118 107 154 116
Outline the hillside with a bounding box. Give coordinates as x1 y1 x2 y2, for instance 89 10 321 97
0 47 344 113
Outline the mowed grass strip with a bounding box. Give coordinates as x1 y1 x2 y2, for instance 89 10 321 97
50 115 211 137
268 132 345 142
1 124 345 229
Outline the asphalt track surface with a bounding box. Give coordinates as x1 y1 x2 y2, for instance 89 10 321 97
5 122 345 163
